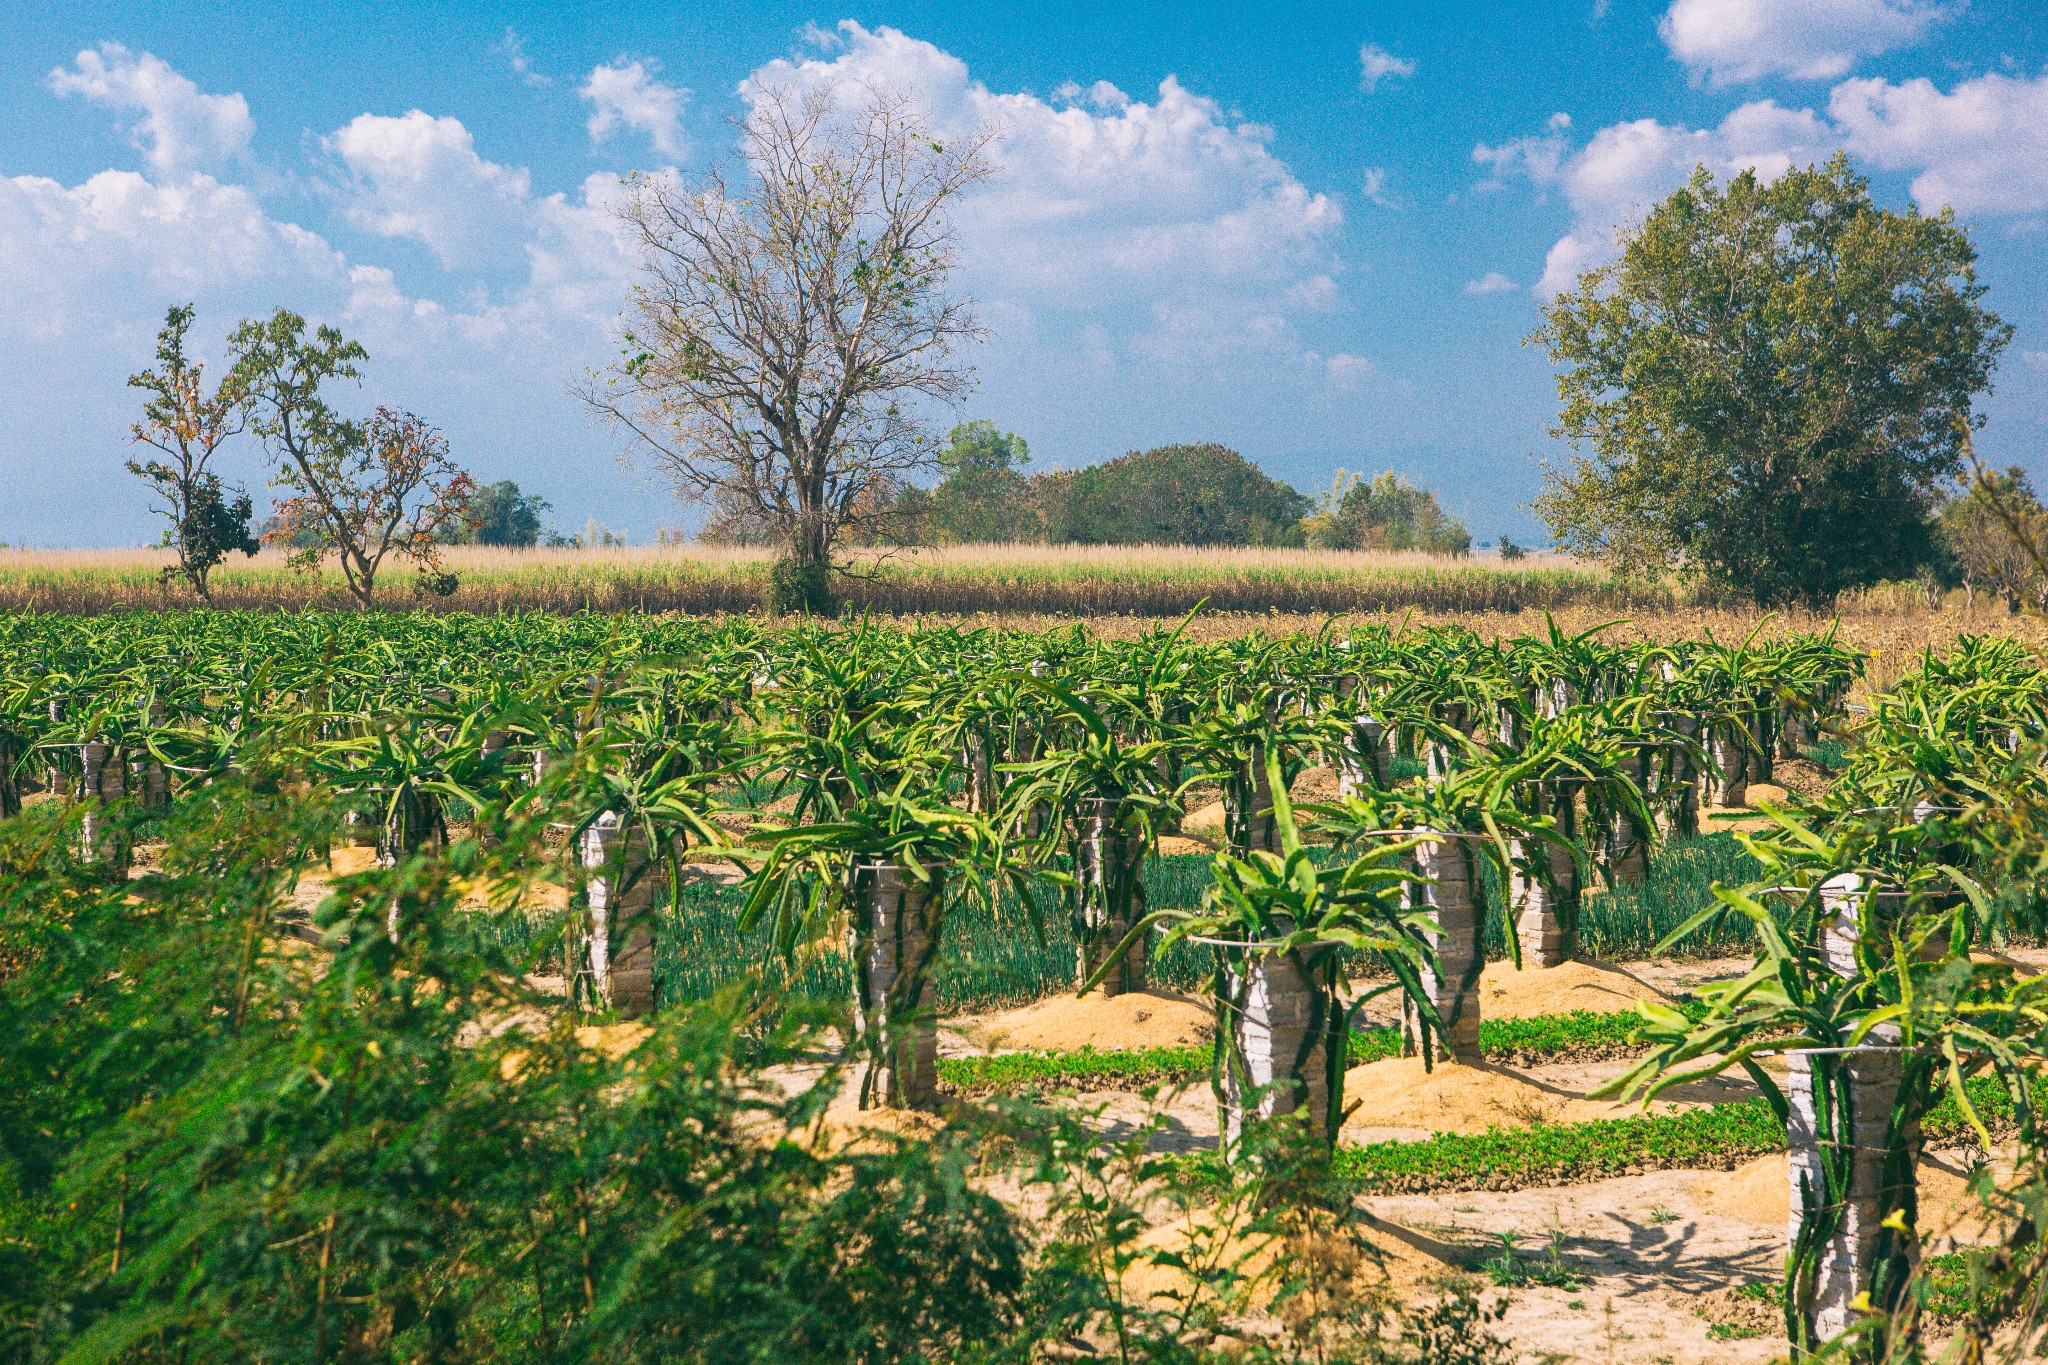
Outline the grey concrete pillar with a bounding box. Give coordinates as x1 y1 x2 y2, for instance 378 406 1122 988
1402 833 1482 1063
580 813 658 1018
137 699 170 810
1605 750 1652 886
850 861 941 1110
1228 747 1282 855
1708 721 1749 808
1785 873 1920 1348
1074 796 1147 996
1336 714 1393 800
1511 784 1578 968
78 740 129 876
1219 939 1333 1149
1655 715 1701 837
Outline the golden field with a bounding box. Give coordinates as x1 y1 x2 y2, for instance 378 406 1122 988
0 542 2039 678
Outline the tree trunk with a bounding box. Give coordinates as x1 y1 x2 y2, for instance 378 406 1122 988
850 861 943 1111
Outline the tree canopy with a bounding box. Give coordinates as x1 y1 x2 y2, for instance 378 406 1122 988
1302 470 1471 555
1038 443 1311 547
587 84 993 614
1531 154 2010 606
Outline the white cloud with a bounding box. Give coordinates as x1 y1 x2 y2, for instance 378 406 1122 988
1829 70 2048 217
1360 167 1399 208
495 28 550 88
324 111 533 267
1659 0 1953 85
0 169 340 337
46 43 254 179
1486 66 2048 302
1322 352 1376 388
1480 101 1833 296
744 22 1345 369
1464 271 1517 295
580 60 688 159
1473 113 1573 191
1358 43 1416 92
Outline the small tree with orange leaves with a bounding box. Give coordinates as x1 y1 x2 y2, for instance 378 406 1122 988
231 309 475 607
126 304 262 601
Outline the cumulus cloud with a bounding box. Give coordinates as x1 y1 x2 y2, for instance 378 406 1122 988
46 43 254 179
1358 43 1416 92
324 111 533 267
0 45 667 546
1480 101 1832 295
1659 0 1953 85
1473 113 1573 191
744 22 1344 370
1464 271 1517 295
1830 70 2048 216
1360 167 1400 208
0 169 339 336
1483 62 2048 304
580 60 688 159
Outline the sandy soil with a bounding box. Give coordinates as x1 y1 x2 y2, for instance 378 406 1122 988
948 987 1214 1055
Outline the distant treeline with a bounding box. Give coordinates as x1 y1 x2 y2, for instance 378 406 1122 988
701 424 1476 555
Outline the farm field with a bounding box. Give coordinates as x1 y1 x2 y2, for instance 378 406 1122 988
5 609 2046 1361
4 545 2038 672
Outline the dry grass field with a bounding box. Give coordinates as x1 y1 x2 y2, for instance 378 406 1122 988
0 542 1658 616
3 544 2036 688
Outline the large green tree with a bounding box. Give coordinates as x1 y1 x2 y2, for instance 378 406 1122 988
1041 443 1310 547
920 421 1032 544
1531 155 2010 605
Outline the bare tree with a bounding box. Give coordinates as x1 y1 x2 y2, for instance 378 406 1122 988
126 304 262 601
230 309 475 608
585 83 994 613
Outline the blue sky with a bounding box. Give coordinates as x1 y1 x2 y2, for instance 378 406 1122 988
2 0 2044 547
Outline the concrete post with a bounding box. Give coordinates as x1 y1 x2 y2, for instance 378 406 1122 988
1708 721 1749 808
1402 833 1482 1063
1073 796 1147 996
850 860 942 1111
579 813 658 1018
137 699 170 810
1605 750 1651 885
1785 873 1921 1349
78 740 130 877
1336 715 1393 799
1511 783 1578 968
1227 746 1282 855
1219 936 1334 1150
1656 715 1701 837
